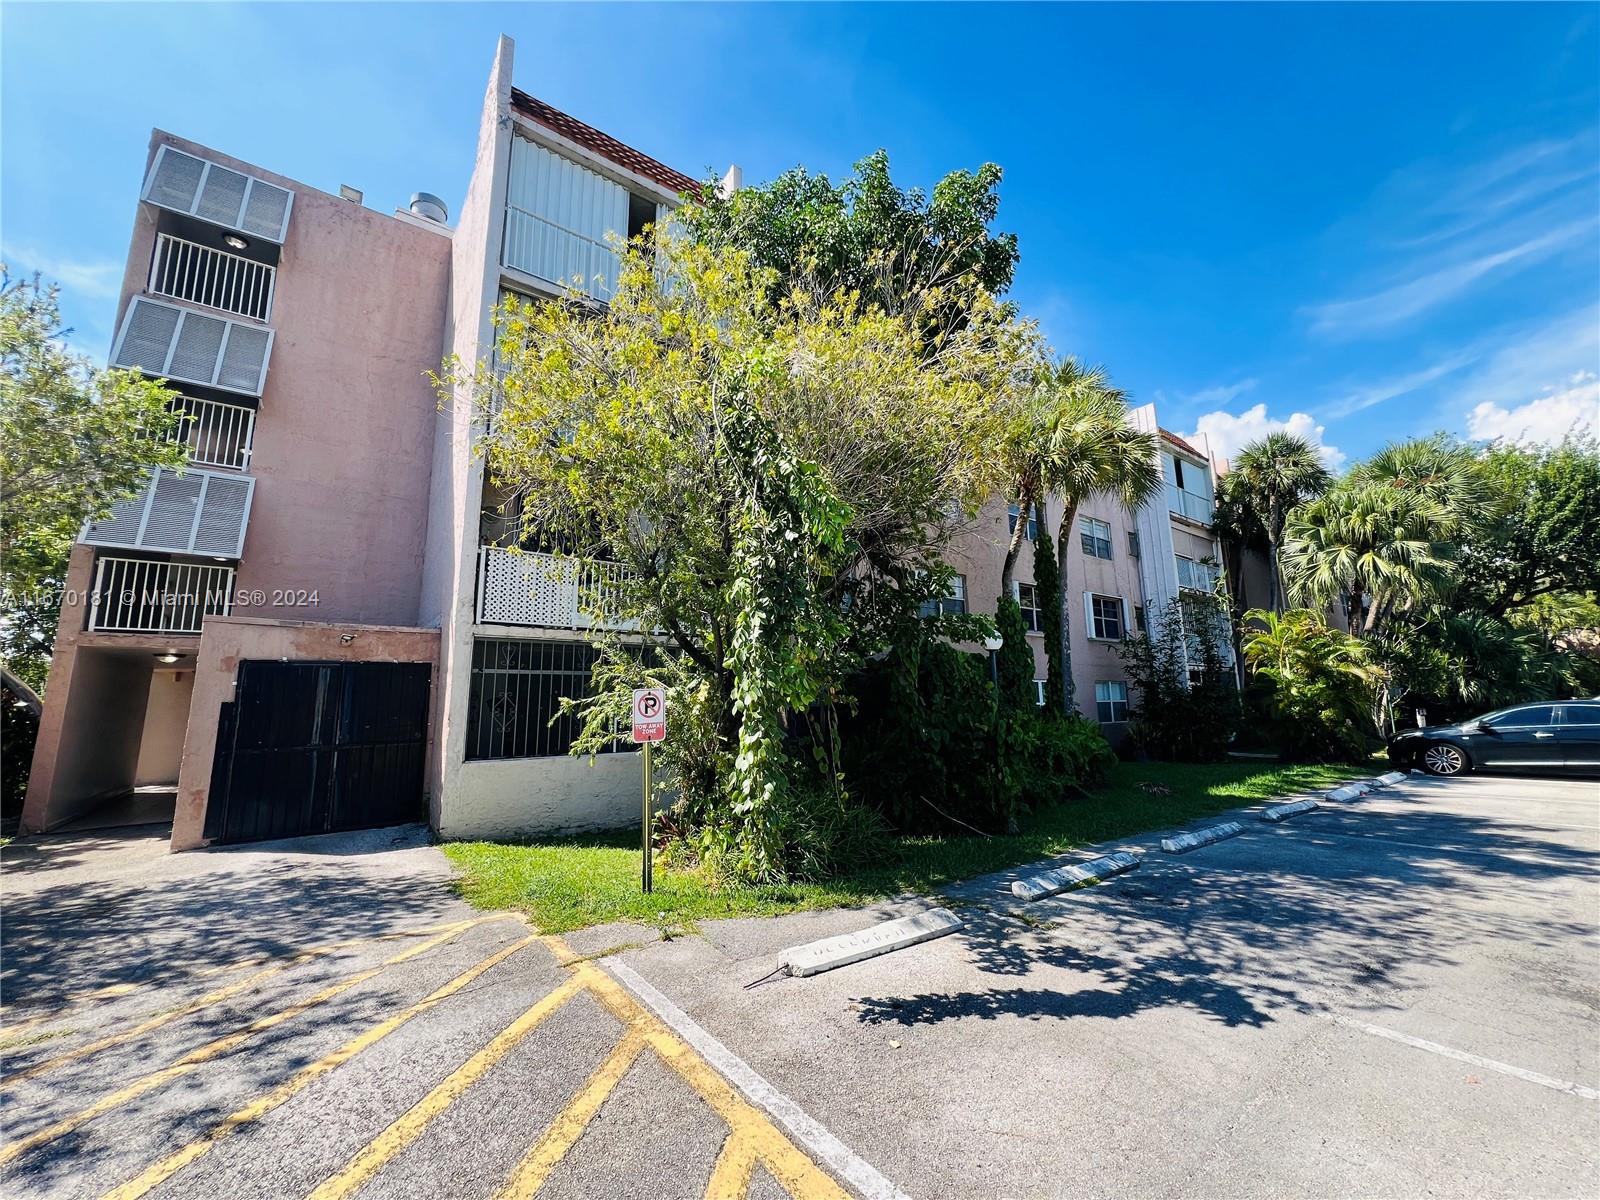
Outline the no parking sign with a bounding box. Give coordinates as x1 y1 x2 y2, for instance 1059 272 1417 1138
630 687 666 743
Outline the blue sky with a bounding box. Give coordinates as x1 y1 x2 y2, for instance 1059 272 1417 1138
4 2 1596 468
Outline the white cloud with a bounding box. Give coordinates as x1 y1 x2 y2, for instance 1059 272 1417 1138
1182 379 1257 408
1322 350 1480 419
1306 218 1594 338
1467 372 1598 445
1 244 124 301
1184 403 1346 471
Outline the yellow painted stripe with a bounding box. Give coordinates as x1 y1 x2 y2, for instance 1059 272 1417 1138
0 920 484 1168
304 976 585 1200
570 959 850 1200
704 1131 761 1200
492 1029 646 1198
0 917 501 1037
98 936 537 1200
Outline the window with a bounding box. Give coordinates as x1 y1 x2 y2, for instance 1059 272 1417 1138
466 639 632 760
1008 503 1042 541
1562 702 1600 726
1134 604 1146 634
1088 593 1125 640
1127 530 1140 558
1176 555 1218 593
1481 705 1557 730
1017 583 1042 633
1034 679 1048 707
1080 517 1113 560
919 574 967 618
1095 680 1129 723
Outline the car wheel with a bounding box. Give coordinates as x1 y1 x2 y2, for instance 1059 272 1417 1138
1422 743 1468 776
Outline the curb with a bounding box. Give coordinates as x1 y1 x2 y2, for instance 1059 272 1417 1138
1011 851 1141 901
1262 798 1319 822
777 908 964 977
1160 821 1244 854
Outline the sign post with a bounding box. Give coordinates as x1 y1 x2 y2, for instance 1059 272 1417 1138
630 687 666 893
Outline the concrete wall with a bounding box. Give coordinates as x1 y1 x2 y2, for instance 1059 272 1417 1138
134 668 194 786
40 651 152 824
172 616 439 850
421 35 515 830
438 753 643 841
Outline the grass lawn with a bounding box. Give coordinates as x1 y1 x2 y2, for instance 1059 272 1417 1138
443 759 1368 934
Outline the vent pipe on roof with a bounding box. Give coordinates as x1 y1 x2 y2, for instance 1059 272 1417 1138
409 192 448 223
718 165 743 199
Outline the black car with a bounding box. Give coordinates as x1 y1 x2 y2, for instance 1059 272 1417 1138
1388 701 1600 776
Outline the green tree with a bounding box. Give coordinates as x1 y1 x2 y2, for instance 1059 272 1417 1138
1 271 183 693
1282 481 1454 638
1027 360 1161 715
1033 522 1066 712
680 149 1020 347
1226 432 1330 612
1117 593 1241 761
1455 436 1600 618
1242 608 1378 762
465 238 1029 882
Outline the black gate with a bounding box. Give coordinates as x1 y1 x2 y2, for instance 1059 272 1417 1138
205 660 431 844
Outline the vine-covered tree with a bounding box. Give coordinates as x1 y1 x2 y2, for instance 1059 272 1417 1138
1 271 183 694
460 239 1031 882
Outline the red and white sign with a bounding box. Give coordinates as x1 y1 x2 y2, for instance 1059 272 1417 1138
630 687 667 743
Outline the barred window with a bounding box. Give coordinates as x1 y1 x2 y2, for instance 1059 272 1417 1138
466 638 631 760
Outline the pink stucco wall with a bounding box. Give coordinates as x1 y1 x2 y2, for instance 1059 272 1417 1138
172 616 440 850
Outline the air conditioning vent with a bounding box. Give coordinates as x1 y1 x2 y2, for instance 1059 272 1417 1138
142 145 294 244
111 297 273 396
81 466 255 559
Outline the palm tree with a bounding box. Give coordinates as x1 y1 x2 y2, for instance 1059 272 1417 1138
1028 360 1161 715
1281 482 1454 638
1346 433 1484 538
1229 432 1330 612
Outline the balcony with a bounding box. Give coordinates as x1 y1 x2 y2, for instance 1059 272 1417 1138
476 546 634 631
1168 485 1214 525
168 395 256 471
88 557 234 635
149 233 276 322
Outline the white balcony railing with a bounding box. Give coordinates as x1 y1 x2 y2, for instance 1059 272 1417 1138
88 556 234 634
168 395 255 471
476 546 635 630
149 233 275 322
1168 485 1214 524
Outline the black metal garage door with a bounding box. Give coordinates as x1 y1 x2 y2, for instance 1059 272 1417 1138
205 660 431 844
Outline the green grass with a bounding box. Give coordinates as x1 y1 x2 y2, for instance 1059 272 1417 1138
442 759 1366 933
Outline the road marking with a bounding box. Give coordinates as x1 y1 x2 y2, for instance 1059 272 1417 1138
305 975 585 1200
705 1132 762 1200
1330 1015 1600 1101
595 955 887 1200
0 921 480 1168
493 1028 647 1198
97 935 537 1200
0 917 500 1036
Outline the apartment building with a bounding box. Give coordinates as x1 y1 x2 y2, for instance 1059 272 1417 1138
22 34 1234 849
944 406 1233 741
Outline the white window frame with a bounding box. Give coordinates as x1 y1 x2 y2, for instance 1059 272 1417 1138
1008 502 1041 542
1084 592 1130 641
1014 581 1043 633
1034 679 1048 707
1095 680 1130 723
1080 516 1114 560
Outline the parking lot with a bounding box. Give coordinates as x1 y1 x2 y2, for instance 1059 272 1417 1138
2 772 1596 1199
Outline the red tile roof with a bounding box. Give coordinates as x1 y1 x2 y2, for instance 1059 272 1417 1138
510 89 700 196
1160 429 1207 460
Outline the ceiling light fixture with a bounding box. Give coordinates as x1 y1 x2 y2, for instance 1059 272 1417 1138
222 233 249 251
154 651 181 664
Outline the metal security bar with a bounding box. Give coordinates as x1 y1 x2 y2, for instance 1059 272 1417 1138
88 557 234 634
168 395 256 470
149 233 276 322
467 638 609 760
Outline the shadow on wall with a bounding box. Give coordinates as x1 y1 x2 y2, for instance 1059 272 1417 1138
852 786 1599 1032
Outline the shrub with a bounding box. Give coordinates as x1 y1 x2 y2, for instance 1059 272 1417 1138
1118 593 1241 761
1242 608 1377 762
